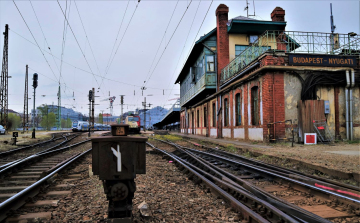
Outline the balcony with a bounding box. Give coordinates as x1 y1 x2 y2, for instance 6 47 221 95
221 30 360 85
180 73 216 107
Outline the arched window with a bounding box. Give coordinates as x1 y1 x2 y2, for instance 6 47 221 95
212 103 216 127
251 86 259 125
204 107 207 127
235 93 241 126
224 98 229 126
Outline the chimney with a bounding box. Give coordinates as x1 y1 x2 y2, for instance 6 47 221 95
216 4 229 90
271 7 285 22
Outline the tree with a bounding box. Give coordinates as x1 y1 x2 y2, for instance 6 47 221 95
8 113 21 130
41 112 56 130
99 113 103 124
67 118 72 128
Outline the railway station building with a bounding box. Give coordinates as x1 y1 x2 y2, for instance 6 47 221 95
176 4 360 142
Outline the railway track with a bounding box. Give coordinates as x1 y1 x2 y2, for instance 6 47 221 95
0 133 80 171
149 137 360 223
0 137 93 222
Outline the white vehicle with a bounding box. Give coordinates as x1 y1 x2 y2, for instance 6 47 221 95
0 125 5 134
72 121 89 132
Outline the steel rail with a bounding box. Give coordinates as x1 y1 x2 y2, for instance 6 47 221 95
172 148 299 223
0 134 78 172
182 145 360 205
146 142 269 223
197 142 360 195
0 133 57 156
156 138 331 223
0 137 90 177
0 148 92 222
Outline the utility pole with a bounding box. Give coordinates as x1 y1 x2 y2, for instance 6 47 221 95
57 85 61 130
91 87 95 132
0 24 9 132
148 103 152 128
120 95 124 124
100 110 104 124
88 89 93 137
142 97 146 132
23 65 28 133
32 73 38 138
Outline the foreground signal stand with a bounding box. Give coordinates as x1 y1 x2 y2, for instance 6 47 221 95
91 124 147 222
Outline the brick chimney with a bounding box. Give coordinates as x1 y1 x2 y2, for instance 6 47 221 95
271 7 285 22
216 4 229 90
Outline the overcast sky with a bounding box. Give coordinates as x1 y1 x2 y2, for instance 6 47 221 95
0 0 359 117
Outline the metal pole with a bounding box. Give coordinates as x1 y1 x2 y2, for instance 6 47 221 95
32 88 36 138
144 97 146 132
91 87 95 132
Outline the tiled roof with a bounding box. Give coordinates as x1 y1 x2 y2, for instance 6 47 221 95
227 15 259 26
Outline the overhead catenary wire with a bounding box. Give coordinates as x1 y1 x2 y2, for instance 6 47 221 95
12 0 58 81
56 0 101 89
28 0 60 74
11 28 175 91
161 0 205 108
142 0 193 90
101 0 130 87
73 0 106 96
59 0 71 83
142 0 180 85
102 1 140 86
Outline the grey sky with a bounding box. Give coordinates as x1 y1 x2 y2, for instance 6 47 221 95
0 0 359 117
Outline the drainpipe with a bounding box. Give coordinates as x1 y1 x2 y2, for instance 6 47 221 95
345 70 350 140
350 69 355 141
273 73 276 141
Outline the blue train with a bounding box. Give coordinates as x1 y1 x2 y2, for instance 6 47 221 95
72 121 111 132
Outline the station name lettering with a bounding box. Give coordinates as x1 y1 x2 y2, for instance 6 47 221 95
292 57 354 65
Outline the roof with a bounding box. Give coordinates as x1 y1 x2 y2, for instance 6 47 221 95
175 15 286 83
175 28 217 84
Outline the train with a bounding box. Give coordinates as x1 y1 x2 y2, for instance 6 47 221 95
124 114 141 133
72 120 111 132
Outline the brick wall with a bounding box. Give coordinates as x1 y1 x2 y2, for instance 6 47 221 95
216 4 229 91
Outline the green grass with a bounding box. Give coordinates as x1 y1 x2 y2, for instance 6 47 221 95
347 140 360 144
225 144 237 153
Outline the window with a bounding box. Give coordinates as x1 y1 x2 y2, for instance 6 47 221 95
251 86 259 125
206 55 215 72
212 103 216 127
235 45 271 57
224 98 229 126
204 107 207 128
235 93 241 126
197 110 200 127
235 45 248 56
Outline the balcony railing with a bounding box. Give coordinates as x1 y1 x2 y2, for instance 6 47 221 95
221 30 360 85
180 73 216 106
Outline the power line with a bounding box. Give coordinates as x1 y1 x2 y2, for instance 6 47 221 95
162 0 205 108
101 0 130 87
74 0 103 86
104 1 140 80
142 0 180 84
29 0 60 74
143 0 193 90
12 0 58 80
59 0 71 83
10 29 177 91
56 0 101 88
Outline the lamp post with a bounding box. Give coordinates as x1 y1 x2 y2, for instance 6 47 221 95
32 73 38 138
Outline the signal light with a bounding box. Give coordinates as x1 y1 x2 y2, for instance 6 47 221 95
33 73 38 89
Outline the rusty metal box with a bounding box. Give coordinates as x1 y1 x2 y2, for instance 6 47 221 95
91 136 147 180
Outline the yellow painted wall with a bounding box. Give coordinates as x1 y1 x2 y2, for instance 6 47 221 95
229 34 248 61
316 87 336 136
228 34 276 61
